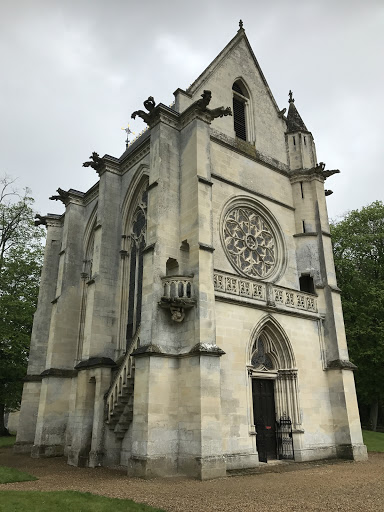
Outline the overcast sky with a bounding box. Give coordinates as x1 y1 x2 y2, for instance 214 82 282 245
1 0 383 222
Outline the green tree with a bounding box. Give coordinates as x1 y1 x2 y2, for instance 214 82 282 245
0 176 44 435
331 201 384 431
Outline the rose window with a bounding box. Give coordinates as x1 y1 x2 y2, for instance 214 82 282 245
223 207 276 279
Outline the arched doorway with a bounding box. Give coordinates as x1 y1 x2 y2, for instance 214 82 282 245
248 317 301 462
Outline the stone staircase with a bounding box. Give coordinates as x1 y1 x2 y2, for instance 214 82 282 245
105 328 140 439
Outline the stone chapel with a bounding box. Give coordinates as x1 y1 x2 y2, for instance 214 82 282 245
15 23 367 479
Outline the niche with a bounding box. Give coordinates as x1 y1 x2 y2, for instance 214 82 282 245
299 274 315 294
166 258 179 276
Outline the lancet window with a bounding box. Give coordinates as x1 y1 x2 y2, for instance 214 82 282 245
232 80 248 141
126 190 147 344
118 180 148 354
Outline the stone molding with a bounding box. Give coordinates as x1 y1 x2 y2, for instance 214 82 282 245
132 343 225 358
211 173 295 212
142 242 156 254
199 242 215 252
210 129 289 176
40 368 77 378
197 175 213 186
293 232 318 238
24 374 43 382
75 357 116 370
121 141 150 175
326 359 357 371
39 214 63 229
289 162 340 185
83 183 99 206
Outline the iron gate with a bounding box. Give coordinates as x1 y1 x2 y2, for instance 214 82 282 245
276 413 294 460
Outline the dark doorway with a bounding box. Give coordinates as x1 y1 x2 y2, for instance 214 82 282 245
252 379 277 462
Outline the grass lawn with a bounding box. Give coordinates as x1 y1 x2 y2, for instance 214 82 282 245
0 491 167 512
0 436 16 448
362 429 384 452
0 466 38 484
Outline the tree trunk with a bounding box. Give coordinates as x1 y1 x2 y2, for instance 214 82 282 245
370 399 379 431
0 403 10 436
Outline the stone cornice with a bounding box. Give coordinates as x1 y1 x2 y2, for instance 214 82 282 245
97 155 121 177
326 359 357 371
66 189 86 206
120 140 150 175
40 368 77 378
83 182 99 206
75 357 116 370
289 163 340 185
132 343 225 358
24 374 43 382
197 175 213 186
45 214 63 228
210 129 290 176
293 232 318 238
199 242 215 252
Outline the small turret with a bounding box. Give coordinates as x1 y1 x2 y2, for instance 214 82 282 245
286 91 317 171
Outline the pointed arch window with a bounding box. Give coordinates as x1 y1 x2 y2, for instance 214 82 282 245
232 80 248 141
126 188 147 345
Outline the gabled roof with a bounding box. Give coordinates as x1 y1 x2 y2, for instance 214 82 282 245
185 26 281 114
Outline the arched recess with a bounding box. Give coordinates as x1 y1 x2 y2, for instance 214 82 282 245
76 204 98 361
232 78 255 143
248 316 301 429
117 166 149 354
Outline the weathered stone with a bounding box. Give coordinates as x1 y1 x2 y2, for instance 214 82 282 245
15 24 367 478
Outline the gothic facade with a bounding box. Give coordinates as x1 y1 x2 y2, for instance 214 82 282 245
15 25 367 479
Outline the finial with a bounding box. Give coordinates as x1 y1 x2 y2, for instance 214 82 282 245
288 90 294 103
239 19 243 30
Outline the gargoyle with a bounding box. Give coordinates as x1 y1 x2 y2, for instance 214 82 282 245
325 190 333 196
82 152 104 170
34 214 47 226
196 90 212 111
209 106 232 119
322 169 340 179
49 188 69 204
194 90 232 120
278 108 287 118
131 96 157 124
315 162 340 180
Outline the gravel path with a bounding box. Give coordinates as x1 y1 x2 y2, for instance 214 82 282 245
1 447 383 511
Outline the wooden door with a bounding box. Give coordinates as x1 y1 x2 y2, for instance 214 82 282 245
252 379 277 462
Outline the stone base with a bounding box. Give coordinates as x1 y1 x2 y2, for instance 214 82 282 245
31 444 64 458
294 445 337 462
13 442 33 455
177 455 226 479
224 453 259 471
197 456 227 480
127 455 226 480
336 443 368 461
67 449 90 467
127 456 178 478
88 450 104 468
